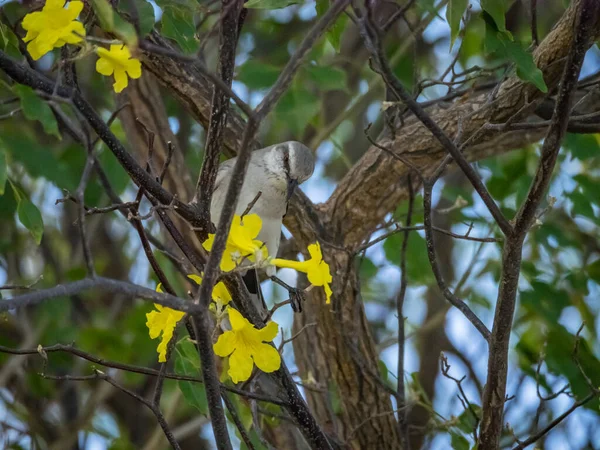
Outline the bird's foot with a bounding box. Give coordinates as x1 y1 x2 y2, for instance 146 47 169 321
270 276 305 313
289 288 306 313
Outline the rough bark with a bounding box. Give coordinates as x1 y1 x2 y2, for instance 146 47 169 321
130 1 600 448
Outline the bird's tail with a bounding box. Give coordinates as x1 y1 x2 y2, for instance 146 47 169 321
242 269 267 312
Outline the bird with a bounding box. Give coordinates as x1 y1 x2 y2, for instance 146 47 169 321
209 141 315 310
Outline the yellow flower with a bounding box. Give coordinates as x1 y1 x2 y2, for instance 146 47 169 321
202 214 268 272
22 0 85 60
146 284 185 363
271 242 333 304
213 308 280 383
96 44 142 93
187 274 232 306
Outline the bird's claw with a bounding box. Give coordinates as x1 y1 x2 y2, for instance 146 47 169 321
290 288 306 313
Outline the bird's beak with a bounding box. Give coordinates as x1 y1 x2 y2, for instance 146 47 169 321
287 179 299 201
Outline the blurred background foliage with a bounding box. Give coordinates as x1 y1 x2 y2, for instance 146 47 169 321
0 0 599 449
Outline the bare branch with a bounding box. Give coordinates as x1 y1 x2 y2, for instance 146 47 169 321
480 1 599 446
357 4 513 236
194 0 246 239
0 277 195 313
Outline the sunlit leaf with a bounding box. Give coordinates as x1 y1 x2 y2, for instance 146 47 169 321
92 0 138 45
564 133 600 160
315 0 347 52
274 87 320 135
446 0 468 49
14 85 60 139
303 65 348 92
588 259 600 284
175 338 208 415
484 17 547 92
17 195 44 245
0 21 20 58
245 0 299 9
161 8 198 53
480 0 507 32
238 59 281 89
121 0 156 36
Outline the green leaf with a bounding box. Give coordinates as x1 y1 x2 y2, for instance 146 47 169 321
588 259 600 284
245 0 299 9
450 431 470 450
546 325 600 409
481 0 507 32
520 281 570 323
274 87 320 135
91 0 115 30
0 176 16 220
484 20 547 93
456 405 481 433
359 257 378 280
121 0 156 36
91 0 138 45
315 0 347 52
0 146 6 195
17 196 44 245
161 8 199 53
238 60 281 89
14 85 61 139
446 0 468 49
383 230 433 285
3 133 77 190
563 133 600 160
303 65 348 92
0 21 21 58
175 339 208 415
378 359 389 382
568 190 595 220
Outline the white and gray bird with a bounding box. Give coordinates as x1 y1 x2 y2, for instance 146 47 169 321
210 141 315 272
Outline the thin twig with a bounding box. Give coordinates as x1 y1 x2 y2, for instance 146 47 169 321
0 343 289 406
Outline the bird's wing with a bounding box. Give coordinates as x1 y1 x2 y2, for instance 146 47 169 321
213 157 236 194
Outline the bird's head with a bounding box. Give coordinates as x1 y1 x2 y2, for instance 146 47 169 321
264 141 315 200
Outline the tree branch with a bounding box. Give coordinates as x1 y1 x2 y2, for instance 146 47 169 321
194 0 246 234
357 4 513 236
0 277 195 313
0 51 206 230
479 1 599 447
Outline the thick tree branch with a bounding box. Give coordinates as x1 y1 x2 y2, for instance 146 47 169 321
357 4 512 236
479 1 599 447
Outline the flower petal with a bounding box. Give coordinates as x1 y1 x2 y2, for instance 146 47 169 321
307 242 322 260
113 68 129 93
228 348 254 383
270 258 308 272
96 56 114 76
241 214 262 239
125 58 142 79
324 283 332 304
46 0 66 9
256 321 279 342
220 251 238 272
202 234 215 252
66 1 84 20
213 330 236 357
252 343 281 374
213 281 231 304
60 21 85 43
227 308 250 331
187 274 202 285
